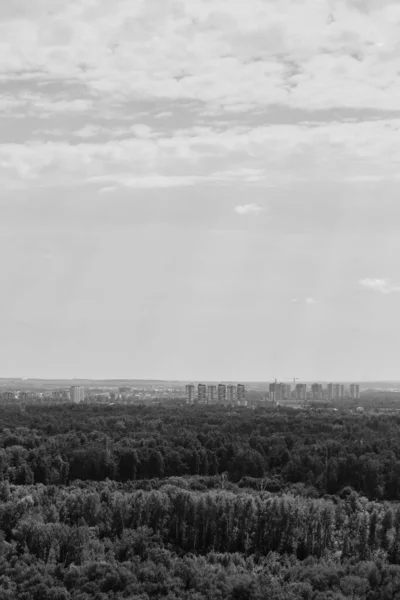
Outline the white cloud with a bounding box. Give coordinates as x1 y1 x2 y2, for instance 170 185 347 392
0 0 400 114
130 124 158 139
92 174 202 188
3 117 400 189
154 111 173 119
75 125 104 139
98 186 117 193
234 203 263 215
359 278 400 294
74 123 158 139
91 169 268 189
0 94 26 114
32 128 65 137
2 1 400 196
211 168 267 183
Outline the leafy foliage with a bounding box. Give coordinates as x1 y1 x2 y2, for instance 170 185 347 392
0 404 400 598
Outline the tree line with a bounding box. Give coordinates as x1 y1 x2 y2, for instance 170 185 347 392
0 404 399 499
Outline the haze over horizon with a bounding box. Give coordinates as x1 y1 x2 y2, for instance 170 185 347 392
1 0 400 381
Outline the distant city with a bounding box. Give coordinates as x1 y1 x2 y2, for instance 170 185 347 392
1 377 400 411
185 381 361 407
0 384 184 406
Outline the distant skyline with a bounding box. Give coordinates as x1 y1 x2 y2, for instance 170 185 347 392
1 1 400 381
0 377 399 387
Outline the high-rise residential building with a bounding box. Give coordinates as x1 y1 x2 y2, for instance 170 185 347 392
331 384 346 402
227 385 235 404
198 384 207 404
332 384 341 401
237 384 246 405
270 382 291 403
311 383 323 401
185 384 195 405
70 386 84 404
270 382 283 402
295 383 307 402
327 383 333 401
218 384 226 404
283 384 291 401
350 384 360 400
208 385 217 405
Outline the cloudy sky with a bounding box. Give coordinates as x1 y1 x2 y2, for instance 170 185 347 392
1 0 400 381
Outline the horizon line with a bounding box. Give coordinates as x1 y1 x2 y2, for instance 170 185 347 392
0 377 397 384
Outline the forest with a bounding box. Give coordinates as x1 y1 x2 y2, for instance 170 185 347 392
1 403 400 599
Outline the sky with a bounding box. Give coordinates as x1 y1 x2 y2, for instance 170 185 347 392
1 0 400 381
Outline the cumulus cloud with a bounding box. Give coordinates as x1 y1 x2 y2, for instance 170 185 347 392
154 111 173 119
74 125 104 139
73 123 158 139
0 0 400 115
211 168 267 183
3 117 400 189
359 278 400 294
4 92 93 117
98 186 117 194
234 203 263 215
1 0 400 200
92 174 203 189
3 0 400 190
92 169 268 189
3 118 400 189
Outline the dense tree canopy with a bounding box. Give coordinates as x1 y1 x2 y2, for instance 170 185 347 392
1 404 400 598
0 404 399 499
